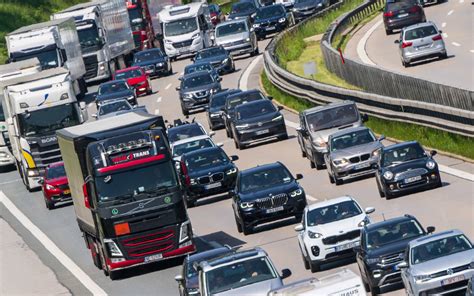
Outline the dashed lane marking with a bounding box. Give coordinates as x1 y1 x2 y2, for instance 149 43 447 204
154 109 160 115
452 42 461 47
0 179 21 186
470 50 474 53
0 191 107 296
459 0 464 3
441 22 446 28
447 10 454 15
165 83 172 90
156 97 162 103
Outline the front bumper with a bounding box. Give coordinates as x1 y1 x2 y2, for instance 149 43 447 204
367 265 403 289
185 175 237 200
255 22 287 37
182 94 213 110
221 41 254 56
382 169 440 195
403 45 446 63
333 159 378 180
235 121 287 145
306 236 360 262
208 113 225 129
414 269 474 296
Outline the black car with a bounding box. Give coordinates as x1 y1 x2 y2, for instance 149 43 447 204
383 0 425 35
292 0 328 22
193 46 235 74
207 89 242 130
167 122 208 145
253 4 289 39
179 147 239 207
184 62 219 82
229 1 257 21
355 215 434 294
376 141 441 199
96 80 136 107
175 246 234 296
231 99 288 149
232 162 306 235
132 48 172 77
222 89 270 138
177 71 222 115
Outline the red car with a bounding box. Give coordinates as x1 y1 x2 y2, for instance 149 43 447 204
41 162 71 210
113 66 152 96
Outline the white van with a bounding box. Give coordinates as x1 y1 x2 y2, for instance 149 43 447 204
159 2 213 59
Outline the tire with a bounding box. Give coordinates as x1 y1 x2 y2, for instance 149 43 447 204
302 253 310 270
226 127 232 138
186 197 196 208
370 284 380 295
385 190 395 200
440 52 448 59
147 88 153 95
168 64 173 76
301 149 307 158
278 132 289 141
403 60 410 67
241 221 252 235
45 198 55 210
234 139 240 149
385 29 392 35
334 175 343 186
435 177 443 188
310 260 320 272
310 160 316 169
362 275 371 292
316 163 324 170
235 216 243 233
377 180 385 197
328 172 335 184
295 213 303 222
181 105 189 116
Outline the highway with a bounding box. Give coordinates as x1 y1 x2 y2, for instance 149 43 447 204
344 0 473 90
1 37 473 296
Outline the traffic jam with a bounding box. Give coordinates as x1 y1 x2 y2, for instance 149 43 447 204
0 0 472 295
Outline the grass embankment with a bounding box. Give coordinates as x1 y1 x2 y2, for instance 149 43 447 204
261 71 474 159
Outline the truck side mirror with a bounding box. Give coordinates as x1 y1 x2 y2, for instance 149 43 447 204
174 274 184 282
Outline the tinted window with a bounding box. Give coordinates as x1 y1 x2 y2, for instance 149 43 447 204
231 2 256 14
382 143 426 166
386 0 418 11
305 104 359 132
330 129 376 151
185 64 213 74
216 22 247 37
211 91 239 108
133 50 163 63
404 26 438 40
46 165 66 179
186 149 229 172
240 165 292 193
99 82 128 94
164 17 198 37
98 101 131 116
168 125 205 143
256 5 284 19
365 219 424 249
226 91 266 110
115 69 143 80
307 200 362 225
196 47 227 59
173 138 214 157
236 100 277 119
411 234 472 265
182 73 214 89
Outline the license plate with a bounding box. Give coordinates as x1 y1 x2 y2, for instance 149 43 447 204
63 189 70 195
355 162 371 170
266 26 276 31
255 129 269 135
179 47 190 53
204 182 221 189
404 175 422 184
442 275 464 286
335 241 358 252
398 13 409 18
144 253 163 263
418 44 431 50
266 206 284 214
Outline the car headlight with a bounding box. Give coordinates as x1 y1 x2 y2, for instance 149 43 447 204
156 62 164 67
272 114 283 121
313 138 327 148
45 184 56 190
366 258 380 264
183 93 193 99
235 124 249 130
210 113 221 118
317 2 323 6
104 239 123 257
290 188 303 197
245 37 251 42
278 17 286 23
191 33 200 39
426 160 436 170
372 150 380 157
307 230 322 239
190 178 197 185
60 93 69 100
333 158 348 166
126 95 135 101
27 169 39 177
222 58 229 65
226 167 237 175
383 171 394 180
253 23 260 28
414 274 431 282
240 201 254 209
358 216 370 227
251 13 256 18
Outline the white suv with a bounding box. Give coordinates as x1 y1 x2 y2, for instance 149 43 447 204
295 196 374 272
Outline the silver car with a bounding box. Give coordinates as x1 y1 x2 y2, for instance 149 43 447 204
324 126 384 185
214 19 259 57
398 229 474 296
395 21 447 67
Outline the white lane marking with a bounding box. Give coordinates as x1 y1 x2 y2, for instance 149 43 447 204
356 19 383 66
0 179 21 186
156 97 162 103
447 10 454 16
239 55 263 91
441 22 446 28
442 33 449 38
306 195 318 201
452 42 461 47
154 109 160 115
459 0 464 3
165 83 172 90
0 191 107 296
284 119 299 129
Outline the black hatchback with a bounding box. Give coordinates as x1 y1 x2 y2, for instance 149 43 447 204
179 147 239 207
253 4 289 40
376 141 441 199
231 162 306 235
207 89 242 131
383 0 425 35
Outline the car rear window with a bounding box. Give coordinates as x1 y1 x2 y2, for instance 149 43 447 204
386 0 417 11
404 25 438 40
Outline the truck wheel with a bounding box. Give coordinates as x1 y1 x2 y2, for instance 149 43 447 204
310 260 320 272
89 241 101 269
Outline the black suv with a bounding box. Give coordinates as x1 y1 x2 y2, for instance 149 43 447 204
207 89 242 130
383 0 426 35
132 48 172 77
232 162 306 235
355 215 435 294
193 46 235 75
177 71 222 115
253 4 289 40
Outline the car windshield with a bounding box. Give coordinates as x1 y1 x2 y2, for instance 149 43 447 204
256 6 284 19
14 49 59 70
182 73 214 89
168 125 205 143
164 17 198 37
206 257 277 295
115 69 143 80
98 101 132 116
382 143 426 166
227 91 266 110
231 2 255 14
411 234 472 265
216 22 247 37
405 26 438 41
306 105 359 132
196 47 226 59
387 0 418 11
237 100 276 119
77 23 102 52
185 63 213 74
365 219 424 249
134 50 164 63
185 149 229 172
307 200 362 226
173 138 214 157
240 165 292 193
46 165 66 180
99 82 129 94
330 129 376 152
18 103 80 137
95 161 178 203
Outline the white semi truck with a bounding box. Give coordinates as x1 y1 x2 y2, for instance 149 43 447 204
1 67 87 191
6 18 87 99
51 0 135 83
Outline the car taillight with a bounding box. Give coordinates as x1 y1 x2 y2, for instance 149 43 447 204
180 161 191 185
432 34 442 41
383 11 394 17
402 41 413 48
409 6 420 13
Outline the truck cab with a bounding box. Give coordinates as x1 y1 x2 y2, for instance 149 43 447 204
126 0 155 50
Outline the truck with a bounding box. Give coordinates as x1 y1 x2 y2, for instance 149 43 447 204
6 18 88 99
1 67 87 191
56 112 195 279
51 0 135 83
126 0 156 50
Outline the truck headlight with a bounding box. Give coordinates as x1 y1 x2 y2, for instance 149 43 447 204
333 158 348 166
226 167 237 175
426 160 436 170
179 220 191 243
240 201 254 209
383 171 394 180
60 93 69 100
104 239 123 257
290 188 303 197
27 169 39 177
308 230 322 239
278 17 286 23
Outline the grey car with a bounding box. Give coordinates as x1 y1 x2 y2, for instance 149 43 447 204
398 229 474 296
177 71 222 115
395 21 447 67
92 99 146 120
214 19 259 57
325 127 384 185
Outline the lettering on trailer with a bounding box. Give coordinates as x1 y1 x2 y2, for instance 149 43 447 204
111 150 150 164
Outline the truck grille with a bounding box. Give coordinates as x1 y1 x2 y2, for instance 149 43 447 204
349 153 371 163
119 228 176 258
30 143 62 168
322 229 360 245
255 193 288 210
173 39 193 48
198 172 224 184
83 54 98 80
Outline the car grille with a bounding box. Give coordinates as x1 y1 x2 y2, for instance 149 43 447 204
173 39 193 48
260 20 278 27
57 184 69 191
429 264 471 279
198 172 224 185
224 40 245 47
255 193 288 210
380 252 404 266
395 168 428 180
144 64 155 71
322 229 360 245
421 280 468 296
83 54 98 80
349 153 371 164
119 228 175 258
194 90 209 98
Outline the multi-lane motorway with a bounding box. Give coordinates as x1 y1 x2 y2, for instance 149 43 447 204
1 37 473 296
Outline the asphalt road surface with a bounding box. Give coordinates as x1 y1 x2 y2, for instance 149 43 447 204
1 36 473 296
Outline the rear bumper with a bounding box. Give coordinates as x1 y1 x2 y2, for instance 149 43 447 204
403 46 446 63
235 122 287 144
385 15 424 30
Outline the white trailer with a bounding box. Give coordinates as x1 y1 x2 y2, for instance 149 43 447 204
52 0 135 82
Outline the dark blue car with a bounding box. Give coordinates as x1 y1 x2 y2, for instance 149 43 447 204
229 1 258 21
193 46 235 75
95 80 137 107
132 48 172 77
184 62 219 81
253 4 289 39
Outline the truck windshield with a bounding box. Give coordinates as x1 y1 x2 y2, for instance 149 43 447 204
18 103 80 137
128 7 145 31
15 49 59 70
95 161 178 203
77 23 102 52
164 17 198 37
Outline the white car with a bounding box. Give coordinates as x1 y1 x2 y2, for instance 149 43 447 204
295 196 374 272
171 134 222 165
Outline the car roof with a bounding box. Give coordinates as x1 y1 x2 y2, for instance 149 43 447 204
241 162 285 176
115 66 141 74
302 101 356 116
329 126 370 139
217 18 248 26
181 70 213 79
403 21 436 32
306 195 356 211
187 246 234 263
365 215 418 231
200 247 266 271
47 161 64 168
182 146 223 158
382 141 419 151
408 229 465 248
171 135 213 147
234 98 272 111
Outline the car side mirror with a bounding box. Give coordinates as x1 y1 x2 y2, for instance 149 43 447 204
218 77 223 82
394 40 400 44
92 113 98 119
174 274 184 282
38 179 44 185
281 268 292 279
361 113 369 122
397 261 408 269
294 223 304 232
365 207 375 214
176 86 181 91
378 135 385 141
79 101 86 110
295 173 303 180
277 105 284 111
231 155 239 161
430 150 437 157
209 131 216 137
217 142 224 147
427 226 435 234
268 96 273 100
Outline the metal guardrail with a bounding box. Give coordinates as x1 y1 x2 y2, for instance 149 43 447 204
263 0 474 137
